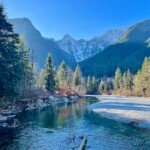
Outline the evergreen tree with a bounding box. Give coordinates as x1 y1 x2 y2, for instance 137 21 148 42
134 57 150 96
134 71 143 96
73 65 82 87
72 65 86 94
99 81 105 93
99 78 113 94
123 69 132 90
86 76 92 93
44 53 56 93
91 76 98 93
17 37 33 97
113 68 123 91
66 67 74 87
57 61 67 86
0 5 22 98
37 69 46 90
57 61 74 92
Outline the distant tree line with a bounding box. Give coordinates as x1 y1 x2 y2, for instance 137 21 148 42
37 55 150 97
37 57 86 95
85 57 150 97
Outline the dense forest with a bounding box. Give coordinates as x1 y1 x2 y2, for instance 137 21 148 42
80 42 150 77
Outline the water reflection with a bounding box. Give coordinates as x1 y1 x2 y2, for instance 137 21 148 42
0 97 150 150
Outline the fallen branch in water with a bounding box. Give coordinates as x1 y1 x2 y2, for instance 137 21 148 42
79 136 87 150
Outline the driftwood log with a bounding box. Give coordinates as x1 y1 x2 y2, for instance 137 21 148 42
79 136 87 150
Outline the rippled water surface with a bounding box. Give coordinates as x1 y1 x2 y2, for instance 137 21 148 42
0 97 150 150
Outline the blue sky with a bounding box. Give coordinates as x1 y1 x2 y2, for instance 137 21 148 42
1 0 150 40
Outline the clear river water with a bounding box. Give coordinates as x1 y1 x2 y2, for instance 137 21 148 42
0 97 150 150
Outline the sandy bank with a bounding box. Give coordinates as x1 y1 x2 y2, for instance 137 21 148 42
87 95 150 129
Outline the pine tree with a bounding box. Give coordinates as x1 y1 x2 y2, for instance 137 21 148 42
44 53 56 93
0 5 22 98
37 69 46 90
91 76 98 93
72 65 86 95
86 76 92 93
134 71 143 96
134 57 150 96
66 67 74 87
17 37 34 97
99 78 113 94
125 69 132 90
57 61 67 86
99 81 105 93
113 68 123 91
73 65 82 87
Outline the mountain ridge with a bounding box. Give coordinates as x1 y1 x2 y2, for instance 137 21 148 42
9 18 76 68
9 17 125 65
79 19 150 77
56 29 124 61
119 19 150 43
9 18 150 77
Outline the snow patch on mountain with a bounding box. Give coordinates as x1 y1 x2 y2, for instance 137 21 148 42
57 29 124 61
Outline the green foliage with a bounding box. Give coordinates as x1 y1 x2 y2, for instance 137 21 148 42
66 67 74 87
112 68 134 95
71 65 86 94
0 5 34 100
134 57 150 96
113 68 123 91
56 61 74 92
17 37 34 97
86 76 98 94
0 5 33 99
123 69 132 90
99 78 113 94
37 69 46 90
86 76 92 93
44 53 56 93
80 42 150 77
57 61 67 86
73 65 83 87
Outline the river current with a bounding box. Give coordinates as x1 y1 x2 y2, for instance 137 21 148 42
0 97 150 150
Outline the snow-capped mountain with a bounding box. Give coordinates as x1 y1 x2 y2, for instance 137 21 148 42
57 29 124 61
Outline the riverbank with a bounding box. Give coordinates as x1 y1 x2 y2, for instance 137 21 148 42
0 94 80 124
87 95 150 129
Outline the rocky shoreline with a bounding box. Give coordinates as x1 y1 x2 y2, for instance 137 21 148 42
0 94 80 124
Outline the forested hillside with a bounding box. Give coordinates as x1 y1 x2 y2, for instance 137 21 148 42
80 20 150 77
80 43 150 77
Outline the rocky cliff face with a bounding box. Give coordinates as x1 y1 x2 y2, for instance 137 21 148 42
57 29 124 61
9 18 124 65
9 18 76 68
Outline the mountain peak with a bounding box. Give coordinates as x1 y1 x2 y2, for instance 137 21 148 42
62 34 73 40
9 18 32 25
119 19 150 43
57 29 124 62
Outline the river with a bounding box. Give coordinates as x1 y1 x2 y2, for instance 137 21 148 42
0 97 150 150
